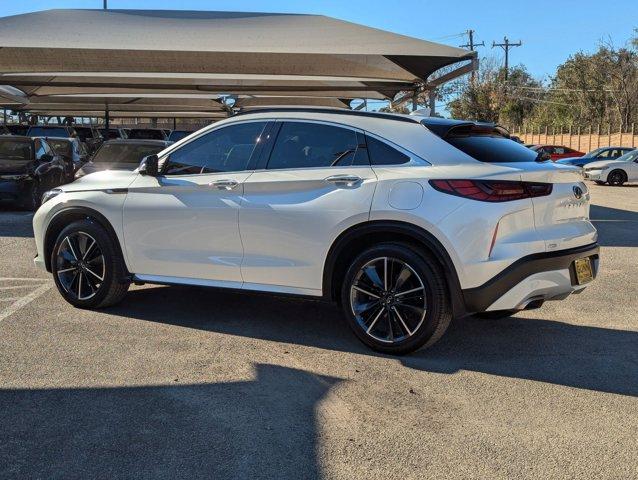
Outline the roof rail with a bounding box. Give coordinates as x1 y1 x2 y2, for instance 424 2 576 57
234 107 421 124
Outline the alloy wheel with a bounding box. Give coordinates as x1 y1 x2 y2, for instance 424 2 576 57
55 231 105 300
608 171 624 186
349 256 427 344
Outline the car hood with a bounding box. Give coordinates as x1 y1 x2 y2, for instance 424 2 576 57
584 159 627 169
63 169 139 192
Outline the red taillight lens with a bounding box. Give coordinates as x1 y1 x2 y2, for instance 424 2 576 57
429 179 552 202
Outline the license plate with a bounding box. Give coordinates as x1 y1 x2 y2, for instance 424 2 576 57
574 257 594 284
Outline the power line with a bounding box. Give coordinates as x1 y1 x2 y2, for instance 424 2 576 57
492 37 522 81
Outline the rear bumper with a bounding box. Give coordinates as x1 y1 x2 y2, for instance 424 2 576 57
462 243 600 312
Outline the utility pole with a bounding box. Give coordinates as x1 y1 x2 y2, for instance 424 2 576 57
460 30 484 82
103 0 107 9
492 37 522 81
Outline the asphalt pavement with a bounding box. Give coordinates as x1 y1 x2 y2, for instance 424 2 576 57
0 183 636 479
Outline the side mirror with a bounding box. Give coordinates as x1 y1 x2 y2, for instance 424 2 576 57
139 154 159 176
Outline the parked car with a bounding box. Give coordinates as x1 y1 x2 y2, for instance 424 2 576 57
99 127 129 140
167 130 193 142
73 126 103 154
74 139 171 178
583 149 638 185
26 125 78 139
126 128 168 140
40 137 88 170
0 136 74 209
557 146 635 167
5 124 29 136
32 109 599 354
530 144 585 161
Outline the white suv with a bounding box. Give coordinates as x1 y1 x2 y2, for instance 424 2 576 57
33 109 599 354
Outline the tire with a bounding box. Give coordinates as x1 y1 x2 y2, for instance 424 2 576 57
340 243 452 355
594 180 606 185
51 219 130 309
20 181 42 211
474 309 517 320
607 169 626 186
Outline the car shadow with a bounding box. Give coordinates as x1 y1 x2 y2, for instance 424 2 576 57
590 204 638 247
0 363 340 480
109 286 638 397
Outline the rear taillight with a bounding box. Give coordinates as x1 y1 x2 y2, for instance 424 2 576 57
429 179 552 202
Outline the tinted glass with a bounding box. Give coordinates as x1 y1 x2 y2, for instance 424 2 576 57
164 122 266 175
127 129 166 140
74 127 92 142
446 135 540 163
366 136 409 165
100 128 121 140
47 139 73 157
617 150 638 162
93 143 165 164
0 139 33 160
268 122 363 170
27 126 69 137
168 130 190 142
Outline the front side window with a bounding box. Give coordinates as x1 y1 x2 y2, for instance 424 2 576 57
163 122 267 175
267 122 366 170
0 139 33 160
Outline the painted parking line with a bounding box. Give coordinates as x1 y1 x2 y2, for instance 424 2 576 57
0 278 52 324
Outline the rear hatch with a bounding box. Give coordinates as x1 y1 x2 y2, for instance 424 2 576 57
0 138 34 175
432 122 597 252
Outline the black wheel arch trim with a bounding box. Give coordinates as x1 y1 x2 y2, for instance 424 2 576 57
322 220 466 318
43 206 129 279
462 242 600 313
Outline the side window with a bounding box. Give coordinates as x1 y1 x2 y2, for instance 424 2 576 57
554 147 565 155
267 122 366 170
366 135 410 165
163 122 267 175
34 139 47 159
598 150 611 158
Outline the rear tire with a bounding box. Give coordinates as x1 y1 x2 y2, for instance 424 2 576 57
607 170 626 186
340 243 452 355
20 181 41 211
51 219 130 308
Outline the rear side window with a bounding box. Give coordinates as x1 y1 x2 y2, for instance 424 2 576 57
365 135 410 165
447 135 540 163
0 139 33 160
267 122 367 170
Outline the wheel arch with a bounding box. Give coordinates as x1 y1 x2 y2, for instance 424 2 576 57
43 206 128 277
322 220 466 318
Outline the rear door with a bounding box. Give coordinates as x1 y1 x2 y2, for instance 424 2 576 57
239 120 376 294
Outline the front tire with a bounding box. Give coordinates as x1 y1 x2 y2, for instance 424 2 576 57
340 243 452 355
51 219 130 308
607 170 626 186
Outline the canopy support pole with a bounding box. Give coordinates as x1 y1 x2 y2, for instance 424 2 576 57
105 104 110 131
412 93 418 112
428 90 436 116
173 117 176 130
2 108 6 125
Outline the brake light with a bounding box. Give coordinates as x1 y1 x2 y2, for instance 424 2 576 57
429 179 552 202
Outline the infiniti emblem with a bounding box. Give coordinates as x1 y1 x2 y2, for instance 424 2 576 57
573 186 583 199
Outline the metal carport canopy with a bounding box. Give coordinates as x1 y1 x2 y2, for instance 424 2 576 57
0 9 475 101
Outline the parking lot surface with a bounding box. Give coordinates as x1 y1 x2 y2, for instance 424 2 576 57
1 184 636 479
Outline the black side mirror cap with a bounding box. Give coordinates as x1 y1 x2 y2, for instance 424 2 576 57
139 154 159 176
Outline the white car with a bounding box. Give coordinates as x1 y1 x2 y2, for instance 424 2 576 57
32 109 599 354
583 149 638 185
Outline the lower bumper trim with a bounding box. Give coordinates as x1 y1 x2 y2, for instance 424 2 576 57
462 243 600 313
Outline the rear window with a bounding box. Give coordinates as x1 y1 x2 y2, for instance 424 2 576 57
27 126 69 137
127 129 166 140
93 143 165 164
366 135 410 165
0 139 33 160
447 135 539 163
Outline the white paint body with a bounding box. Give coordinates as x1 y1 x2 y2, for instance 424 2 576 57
33 110 598 312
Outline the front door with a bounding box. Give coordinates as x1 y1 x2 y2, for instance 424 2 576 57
239 120 377 295
123 121 269 285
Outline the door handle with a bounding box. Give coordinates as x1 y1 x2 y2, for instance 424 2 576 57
324 175 363 187
209 179 239 190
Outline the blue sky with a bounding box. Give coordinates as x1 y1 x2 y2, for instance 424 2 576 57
1 0 636 112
